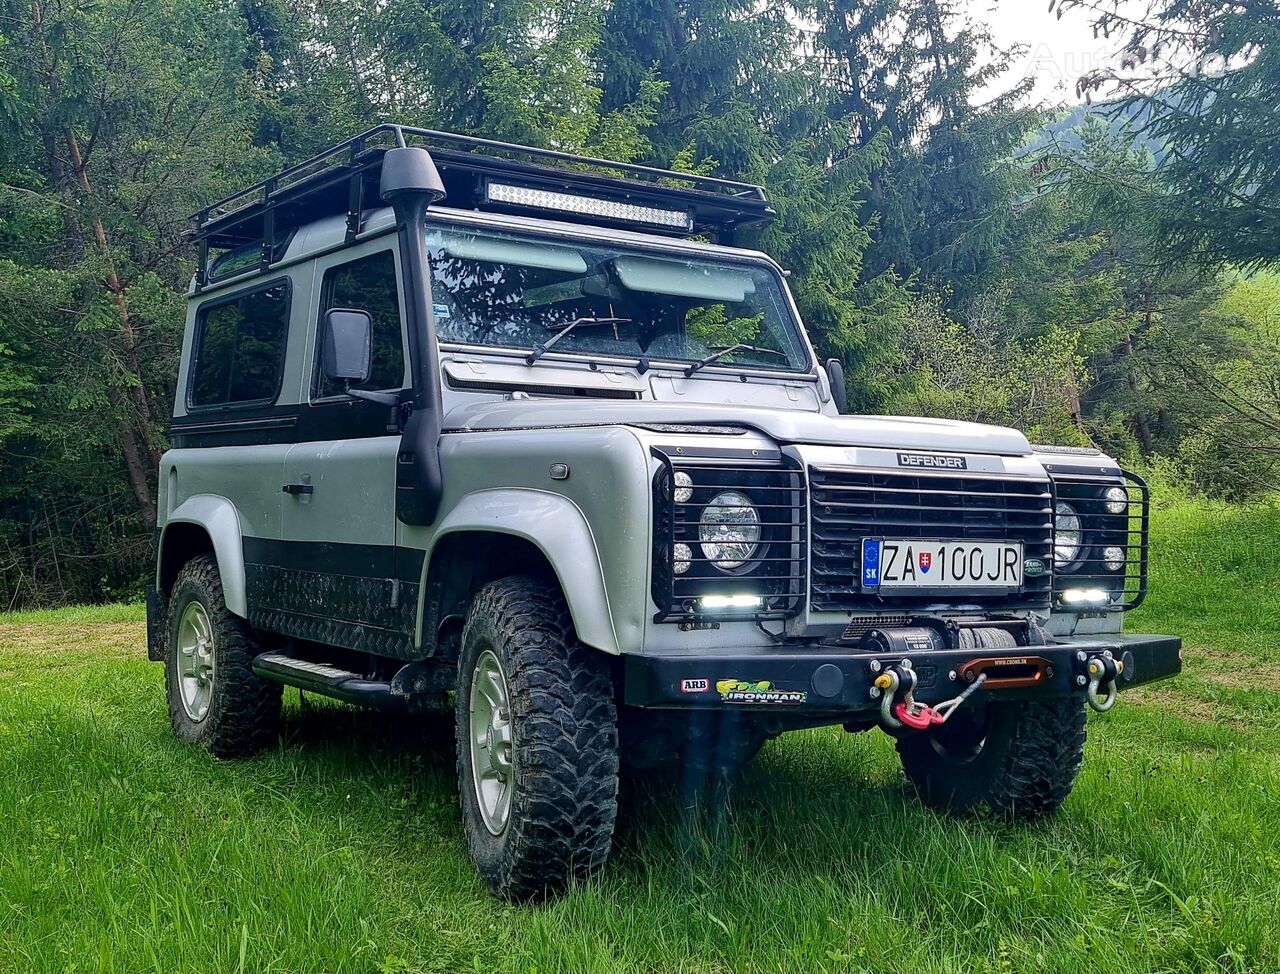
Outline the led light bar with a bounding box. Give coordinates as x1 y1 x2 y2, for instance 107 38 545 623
486 182 693 231
699 594 764 610
1060 588 1110 605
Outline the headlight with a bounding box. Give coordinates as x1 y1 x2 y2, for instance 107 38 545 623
1104 545 1126 571
1054 501 1082 568
698 491 760 570
1103 486 1128 514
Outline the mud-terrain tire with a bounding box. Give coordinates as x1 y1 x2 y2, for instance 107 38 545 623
455 575 619 901
896 696 1087 819
165 555 281 758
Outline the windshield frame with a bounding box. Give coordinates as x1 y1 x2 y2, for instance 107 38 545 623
424 207 818 379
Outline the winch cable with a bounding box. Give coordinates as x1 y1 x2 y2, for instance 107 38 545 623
928 672 988 724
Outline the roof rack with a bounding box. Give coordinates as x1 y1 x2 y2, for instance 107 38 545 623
189 123 775 287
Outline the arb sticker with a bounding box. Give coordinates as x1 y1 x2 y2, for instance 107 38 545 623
680 678 710 693
716 679 807 705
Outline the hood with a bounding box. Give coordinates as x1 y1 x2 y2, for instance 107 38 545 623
442 400 1032 456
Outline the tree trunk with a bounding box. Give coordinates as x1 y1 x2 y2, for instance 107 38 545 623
108 386 158 530
62 130 164 472
29 0 161 526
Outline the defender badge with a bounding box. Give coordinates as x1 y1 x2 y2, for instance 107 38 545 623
897 452 967 470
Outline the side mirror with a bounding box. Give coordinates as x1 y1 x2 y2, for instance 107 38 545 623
825 358 849 414
322 308 373 385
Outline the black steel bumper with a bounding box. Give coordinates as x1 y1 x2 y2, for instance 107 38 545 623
622 632 1182 712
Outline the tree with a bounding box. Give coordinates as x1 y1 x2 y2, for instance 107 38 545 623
1057 0 1280 269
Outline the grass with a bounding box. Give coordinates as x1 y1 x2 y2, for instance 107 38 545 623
1 493 1279 973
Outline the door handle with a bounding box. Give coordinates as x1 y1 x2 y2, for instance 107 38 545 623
282 484 314 495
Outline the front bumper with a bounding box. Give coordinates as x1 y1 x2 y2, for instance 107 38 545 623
622 632 1182 712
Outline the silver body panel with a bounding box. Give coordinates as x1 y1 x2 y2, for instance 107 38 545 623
159 205 1127 660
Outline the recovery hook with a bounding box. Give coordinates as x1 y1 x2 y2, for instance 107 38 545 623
872 664 916 729
873 665 988 731
1085 654 1123 713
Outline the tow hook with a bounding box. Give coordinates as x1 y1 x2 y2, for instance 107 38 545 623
872 663 988 731
1084 652 1123 713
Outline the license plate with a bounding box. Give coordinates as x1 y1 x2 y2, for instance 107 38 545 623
861 539 1023 589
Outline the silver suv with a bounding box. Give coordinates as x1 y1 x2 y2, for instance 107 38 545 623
148 124 1181 900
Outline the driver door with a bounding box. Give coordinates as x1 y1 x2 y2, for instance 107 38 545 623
279 243 414 652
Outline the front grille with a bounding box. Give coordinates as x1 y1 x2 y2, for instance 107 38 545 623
841 614 913 640
809 466 1054 612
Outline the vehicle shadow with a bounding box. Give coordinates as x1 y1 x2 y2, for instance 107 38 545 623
260 697 1068 906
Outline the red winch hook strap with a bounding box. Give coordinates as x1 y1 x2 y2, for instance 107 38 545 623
892 701 944 729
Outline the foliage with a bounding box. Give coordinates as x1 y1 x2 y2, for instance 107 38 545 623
883 291 1088 445
0 0 1277 605
1059 0 1280 270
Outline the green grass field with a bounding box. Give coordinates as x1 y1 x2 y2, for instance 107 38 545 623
2 493 1278 973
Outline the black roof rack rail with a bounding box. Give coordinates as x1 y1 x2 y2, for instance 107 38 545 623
189 123 775 288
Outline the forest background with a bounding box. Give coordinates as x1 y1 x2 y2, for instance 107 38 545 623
0 0 1276 607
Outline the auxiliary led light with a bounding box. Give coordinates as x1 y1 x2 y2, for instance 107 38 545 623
1060 588 1110 605
1104 486 1128 514
1104 545 1126 571
672 543 692 575
699 594 764 610
673 471 693 504
487 182 693 230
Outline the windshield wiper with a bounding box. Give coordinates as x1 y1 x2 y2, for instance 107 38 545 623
526 316 634 365
684 343 789 377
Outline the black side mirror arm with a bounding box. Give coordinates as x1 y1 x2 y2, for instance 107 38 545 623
342 381 404 432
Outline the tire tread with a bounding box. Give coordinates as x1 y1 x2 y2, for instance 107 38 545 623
456 575 618 900
167 555 281 758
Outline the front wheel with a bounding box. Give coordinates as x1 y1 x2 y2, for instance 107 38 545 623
455 576 619 900
896 696 1087 819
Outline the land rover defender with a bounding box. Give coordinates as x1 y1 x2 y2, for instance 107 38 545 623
148 124 1182 900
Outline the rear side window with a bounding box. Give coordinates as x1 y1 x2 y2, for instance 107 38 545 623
318 251 405 398
190 281 290 408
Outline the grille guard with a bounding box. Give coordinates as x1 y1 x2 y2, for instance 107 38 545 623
650 447 808 622
1048 468 1149 611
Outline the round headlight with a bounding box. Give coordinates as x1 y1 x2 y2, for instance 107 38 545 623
1054 501 1083 568
672 542 692 575
672 471 693 504
699 491 761 570
1103 486 1128 514
1104 545 1126 571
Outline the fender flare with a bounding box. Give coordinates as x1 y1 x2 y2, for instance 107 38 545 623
417 488 620 654
156 494 248 617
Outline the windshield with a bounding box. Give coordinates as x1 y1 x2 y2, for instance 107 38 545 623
426 223 810 371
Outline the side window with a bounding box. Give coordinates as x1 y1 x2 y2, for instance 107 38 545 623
190 281 290 408
318 250 405 398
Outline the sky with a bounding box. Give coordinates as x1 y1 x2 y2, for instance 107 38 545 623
965 0 1140 105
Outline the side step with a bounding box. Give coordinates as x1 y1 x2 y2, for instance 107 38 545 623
251 652 404 709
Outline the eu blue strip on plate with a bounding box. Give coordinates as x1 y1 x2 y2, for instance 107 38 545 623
861 538 881 587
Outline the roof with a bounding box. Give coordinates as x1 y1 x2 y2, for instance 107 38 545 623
189 124 776 288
